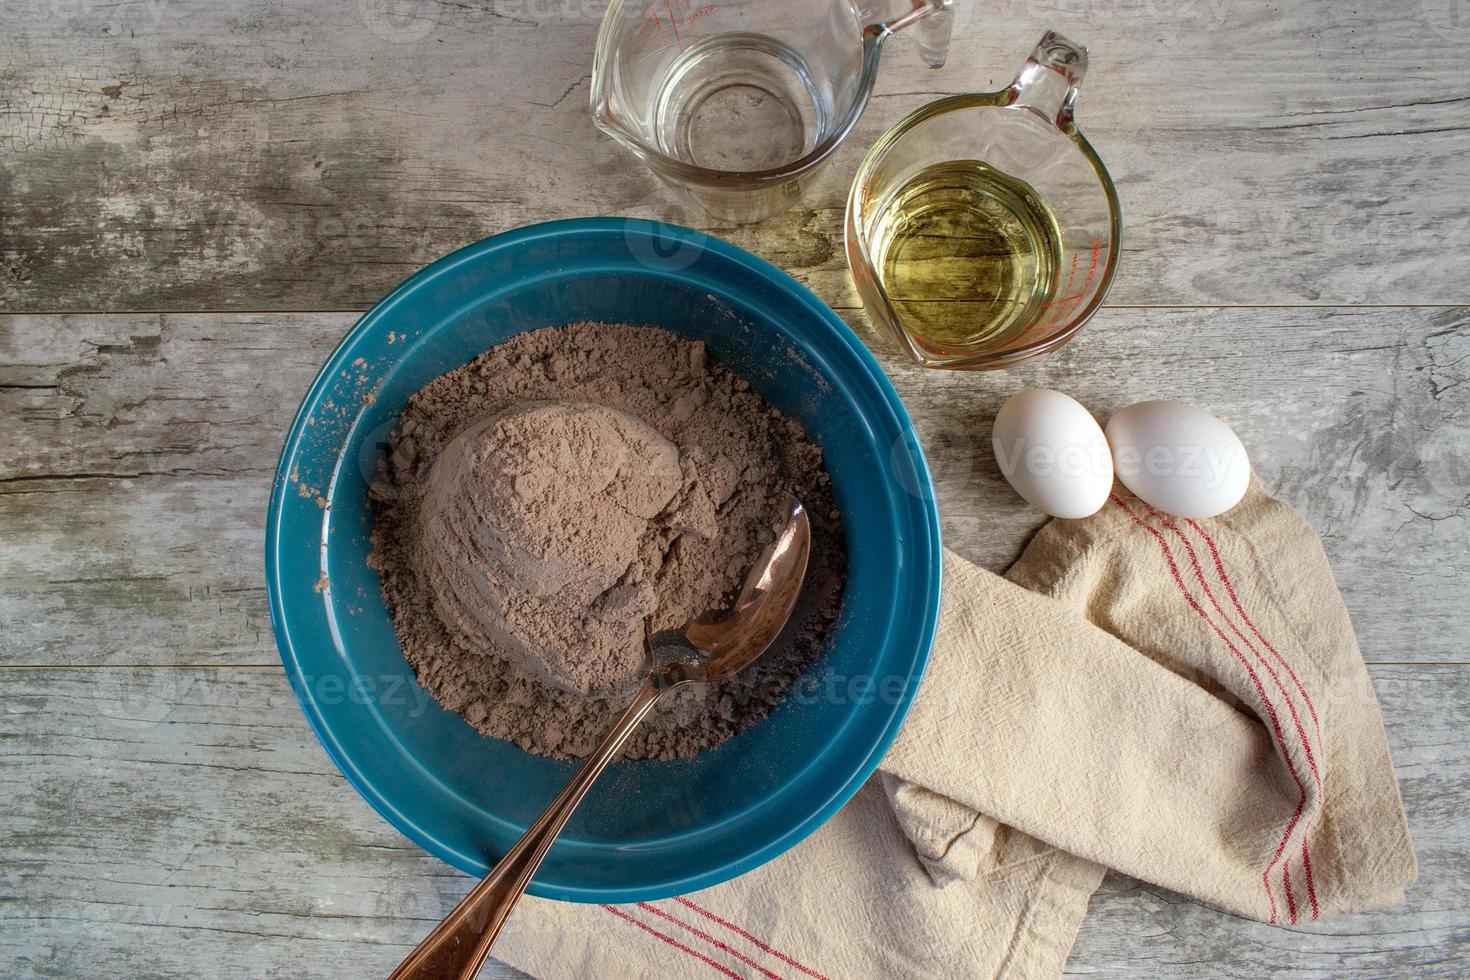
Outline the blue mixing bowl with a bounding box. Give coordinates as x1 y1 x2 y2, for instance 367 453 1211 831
265 218 941 902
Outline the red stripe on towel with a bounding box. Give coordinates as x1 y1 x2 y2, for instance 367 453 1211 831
675 897 830 980
1302 839 1320 919
1152 509 1319 924
1186 517 1324 742
1185 516 1324 920
1153 508 1323 789
1113 495 1307 924
602 904 742 978
637 903 785 980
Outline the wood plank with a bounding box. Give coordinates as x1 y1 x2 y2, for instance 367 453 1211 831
1 663 1461 978
0 312 341 669
3 307 1465 667
1 2 1467 312
0 664 525 979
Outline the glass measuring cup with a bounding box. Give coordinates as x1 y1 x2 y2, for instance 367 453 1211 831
591 0 956 223
846 31 1121 370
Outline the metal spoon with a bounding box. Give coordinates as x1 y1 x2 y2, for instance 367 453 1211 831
390 495 812 980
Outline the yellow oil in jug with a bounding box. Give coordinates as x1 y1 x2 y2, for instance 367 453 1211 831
872 160 1063 352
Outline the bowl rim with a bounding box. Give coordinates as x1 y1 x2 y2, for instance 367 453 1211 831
264 217 943 901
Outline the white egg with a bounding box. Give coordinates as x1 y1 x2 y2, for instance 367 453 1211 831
1105 400 1251 519
992 389 1113 519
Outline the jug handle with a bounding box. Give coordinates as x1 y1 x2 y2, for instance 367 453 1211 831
1007 30 1089 129
862 0 955 69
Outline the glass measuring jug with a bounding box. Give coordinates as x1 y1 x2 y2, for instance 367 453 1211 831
846 31 1121 370
591 0 956 223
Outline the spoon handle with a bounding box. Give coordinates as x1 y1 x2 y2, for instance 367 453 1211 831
389 676 667 980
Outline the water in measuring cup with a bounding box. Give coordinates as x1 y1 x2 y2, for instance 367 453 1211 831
873 160 1063 351
652 33 834 173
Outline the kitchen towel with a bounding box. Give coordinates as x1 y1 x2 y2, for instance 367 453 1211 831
493 483 1416 979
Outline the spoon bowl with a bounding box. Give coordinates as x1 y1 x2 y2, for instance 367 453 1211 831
659 496 812 685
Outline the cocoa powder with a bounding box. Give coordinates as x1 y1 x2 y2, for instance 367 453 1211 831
414 400 715 699
368 322 846 760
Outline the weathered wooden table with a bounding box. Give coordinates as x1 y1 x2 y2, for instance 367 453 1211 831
3 1 1467 976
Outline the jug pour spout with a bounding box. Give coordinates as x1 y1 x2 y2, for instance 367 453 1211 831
1008 30 1089 127
858 0 955 68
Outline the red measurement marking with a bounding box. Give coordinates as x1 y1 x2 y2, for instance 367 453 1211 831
665 0 683 49
638 1 712 56
1042 292 1085 311
1084 236 1102 288
1045 238 1105 312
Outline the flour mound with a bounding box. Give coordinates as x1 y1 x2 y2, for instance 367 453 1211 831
414 400 714 697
